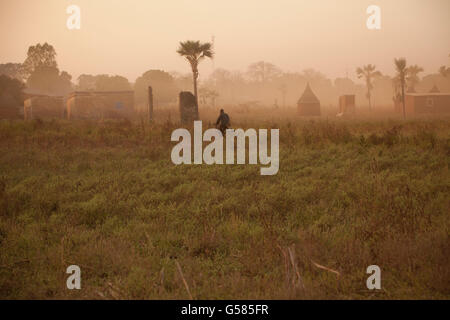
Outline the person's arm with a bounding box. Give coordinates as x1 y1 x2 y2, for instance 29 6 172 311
215 115 221 125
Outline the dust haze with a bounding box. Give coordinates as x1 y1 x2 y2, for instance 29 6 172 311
1 0 449 110
1 0 450 300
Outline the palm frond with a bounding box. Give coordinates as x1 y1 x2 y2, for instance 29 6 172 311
394 58 407 72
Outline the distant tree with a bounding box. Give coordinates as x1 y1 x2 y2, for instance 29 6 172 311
22 43 57 77
76 74 131 91
406 65 424 92
210 68 232 84
77 74 98 91
134 70 178 106
177 40 214 115
208 68 245 104
371 75 396 106
334 77 355 95
26 66 73 95
394 58 408 119
198 86 219 107
0 63 25 82
439 65 450 78
247 61 281 83
0 75 25 109
59 71 73 94
356 64 381 110
170 72 193 92
209 90 219 107
26 66 58 94
95 75 131 91
278 83 287 107
302 68 327 83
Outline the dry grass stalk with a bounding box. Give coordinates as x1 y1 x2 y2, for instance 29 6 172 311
287 246 305 290
107 281 123 300
175 260 193 300
60 237 65 267
311 260 341 278
277 244 291 288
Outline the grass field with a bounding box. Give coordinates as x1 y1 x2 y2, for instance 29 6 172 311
0 109 449 299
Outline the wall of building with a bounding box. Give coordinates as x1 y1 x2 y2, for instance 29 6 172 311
298 102 321 116
67 91 134 120
339 95 355 114
406 94 450 115
24 96 64 120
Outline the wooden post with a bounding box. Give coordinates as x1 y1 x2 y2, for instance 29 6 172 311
148 86 154 123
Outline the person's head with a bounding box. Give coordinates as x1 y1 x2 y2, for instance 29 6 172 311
220 109 224 114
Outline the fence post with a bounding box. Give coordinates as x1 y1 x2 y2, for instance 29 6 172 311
148 86 153 123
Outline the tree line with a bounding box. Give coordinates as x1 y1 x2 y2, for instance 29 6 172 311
1 42 449 113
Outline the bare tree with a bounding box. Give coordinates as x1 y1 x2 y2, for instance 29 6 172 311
247 61 281 83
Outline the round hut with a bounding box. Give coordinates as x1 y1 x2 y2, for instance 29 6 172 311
298 83 321 116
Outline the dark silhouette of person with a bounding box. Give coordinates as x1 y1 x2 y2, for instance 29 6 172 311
216 109 230 135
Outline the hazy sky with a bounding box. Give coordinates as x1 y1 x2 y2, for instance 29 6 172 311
1 0 449 83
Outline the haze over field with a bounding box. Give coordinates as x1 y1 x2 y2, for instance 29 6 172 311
0 0 450 301
1 0 449 82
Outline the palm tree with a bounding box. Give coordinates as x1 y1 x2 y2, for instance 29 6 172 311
406 64 424 92
356 64 381 110
394 58 407 119
177 40 214 116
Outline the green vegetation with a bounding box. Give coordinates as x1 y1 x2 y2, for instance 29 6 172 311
0 116 449 299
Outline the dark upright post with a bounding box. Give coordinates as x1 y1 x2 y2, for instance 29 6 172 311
148 86 153 123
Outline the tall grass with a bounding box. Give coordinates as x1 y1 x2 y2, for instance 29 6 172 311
0 114 449 299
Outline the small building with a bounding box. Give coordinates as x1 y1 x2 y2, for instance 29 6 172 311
66 91 134 120
24 95 65 120
338 95 356 115
178 91 198 124
405 93 450 115
298 83 321 116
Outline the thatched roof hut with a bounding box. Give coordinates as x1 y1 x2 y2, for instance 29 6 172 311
298 83 321 116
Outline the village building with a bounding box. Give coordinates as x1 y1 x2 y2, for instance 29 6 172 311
66 91 134 120
297 83 321 116
338 95 356 116
24 95 65 120
404 93 450 115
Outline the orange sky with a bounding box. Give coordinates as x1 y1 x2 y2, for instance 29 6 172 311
1 0 449 83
